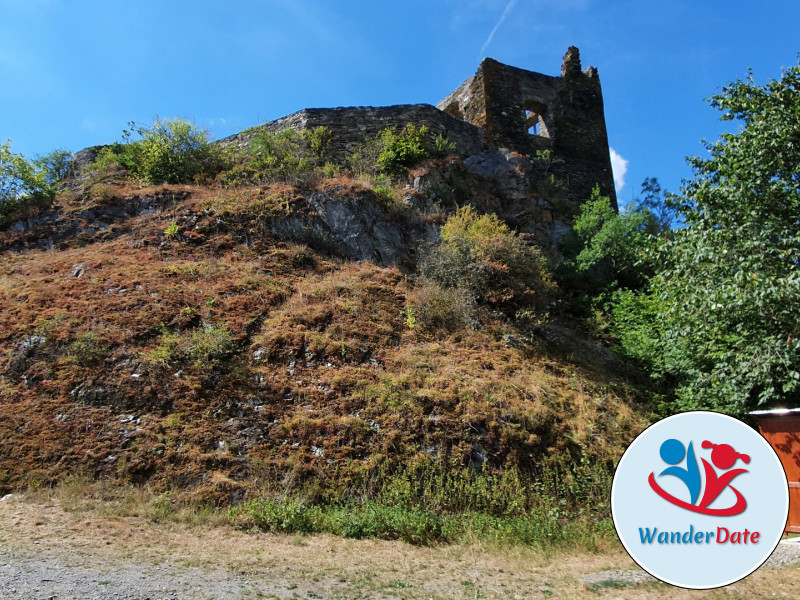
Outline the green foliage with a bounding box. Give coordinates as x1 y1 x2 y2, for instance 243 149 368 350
420 206 555 316
533 148 564 176
569 185 663 292
223 126 332 185
348 125 457 178
69 331 105 366
557 180 673 364
83 146 126 184
432 133 458 157
583 63 800 415
163 221 179 238
649 62 800 414
230 459 615 548
94 118 225 185
1 140 55 227
145 323 234 368
346 133 384 178
404 302 416 330
34 149 72 186
188 324 234 366
145 327 182 367
607 288 667 372
372 182 395 204
376 124 429 174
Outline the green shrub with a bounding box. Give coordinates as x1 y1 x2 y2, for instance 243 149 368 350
373 182 395 204
129 118 225 184
348 125 457 178
188 324 235 366
89 118 225 185
145 327 182 367
376 124 430 174
144 323 234 368
432 133 458 157
163 221 179 238
420 206 556 316
222 126 332 185
347 133 385 178
34 149 72 186
69 331 105 366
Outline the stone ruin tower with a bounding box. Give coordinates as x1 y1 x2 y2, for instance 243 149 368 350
438 46 617 210
217 46 617 216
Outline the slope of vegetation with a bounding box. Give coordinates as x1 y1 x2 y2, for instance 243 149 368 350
0 116 655 546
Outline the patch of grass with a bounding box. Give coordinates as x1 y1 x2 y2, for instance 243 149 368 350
144 323 235 368
68 331 106 366
202 187 293 220
229 498 615 549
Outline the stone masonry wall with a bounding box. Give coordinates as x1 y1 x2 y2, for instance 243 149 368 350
218 104 485 162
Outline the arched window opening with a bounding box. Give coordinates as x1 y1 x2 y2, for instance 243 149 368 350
523 102 550 138
526 110 541 135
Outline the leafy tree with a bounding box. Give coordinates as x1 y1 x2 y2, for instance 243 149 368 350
570 184 663 292
557 180 671 345
651 62 800 414
1 140 54 226
34 149 72 186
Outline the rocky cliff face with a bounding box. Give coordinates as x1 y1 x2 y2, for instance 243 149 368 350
43 149 571 267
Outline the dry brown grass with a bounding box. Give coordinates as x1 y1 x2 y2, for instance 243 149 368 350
1 180 649 510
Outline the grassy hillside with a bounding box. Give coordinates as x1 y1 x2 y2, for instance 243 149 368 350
0 127 655 545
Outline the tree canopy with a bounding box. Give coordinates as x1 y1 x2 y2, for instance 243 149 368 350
0 140 56 226
652 61 800 413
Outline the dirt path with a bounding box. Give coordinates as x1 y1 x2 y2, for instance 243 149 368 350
0 495 798 599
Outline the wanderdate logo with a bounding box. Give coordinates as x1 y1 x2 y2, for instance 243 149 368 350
611 411 789 589
648 438 750 516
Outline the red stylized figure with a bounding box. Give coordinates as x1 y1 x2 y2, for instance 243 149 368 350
697 441 750 510
648 439 750 516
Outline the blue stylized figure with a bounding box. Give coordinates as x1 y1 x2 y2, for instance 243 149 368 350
658 439 701 505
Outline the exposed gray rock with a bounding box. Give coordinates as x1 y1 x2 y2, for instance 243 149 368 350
70 381 119 408
72 262 86 278
266 191 425 266
4 335 47 376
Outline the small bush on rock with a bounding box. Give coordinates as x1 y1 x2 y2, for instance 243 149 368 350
348 125 457 179
420 206 556 316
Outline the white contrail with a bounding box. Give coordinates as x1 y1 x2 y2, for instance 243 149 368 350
479 0 519 58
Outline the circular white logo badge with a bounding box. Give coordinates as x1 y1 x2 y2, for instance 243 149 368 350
611 411 789 589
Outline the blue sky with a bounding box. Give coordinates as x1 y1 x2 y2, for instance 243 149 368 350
1 0 798 202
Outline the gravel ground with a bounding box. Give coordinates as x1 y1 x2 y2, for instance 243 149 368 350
579 539 800 588
1 541 798 599
0 549 270 600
